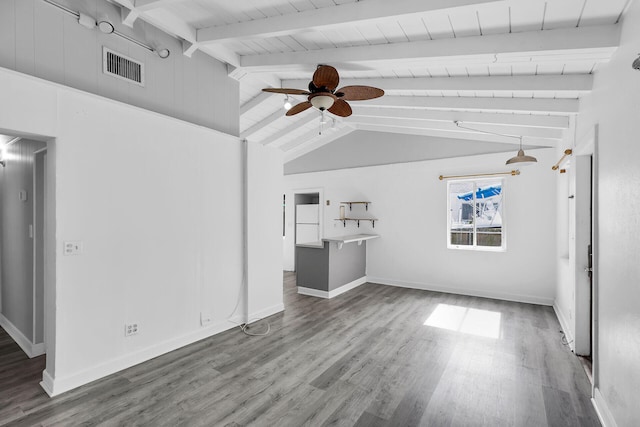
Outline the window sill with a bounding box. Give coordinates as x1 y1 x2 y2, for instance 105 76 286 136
447 245 506 253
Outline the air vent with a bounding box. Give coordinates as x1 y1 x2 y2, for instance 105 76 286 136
102 47 144 86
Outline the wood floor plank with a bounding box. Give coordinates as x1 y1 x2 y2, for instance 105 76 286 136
0 272 600 426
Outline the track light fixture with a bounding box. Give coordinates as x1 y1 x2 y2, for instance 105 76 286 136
43 0 170 59
97 21 169 58
283 96 292 111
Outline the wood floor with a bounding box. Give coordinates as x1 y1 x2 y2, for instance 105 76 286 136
1 273 600 426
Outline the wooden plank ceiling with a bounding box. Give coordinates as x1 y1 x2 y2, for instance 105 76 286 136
111 0 628 162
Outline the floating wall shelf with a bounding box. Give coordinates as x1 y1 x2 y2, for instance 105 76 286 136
340 201 370 211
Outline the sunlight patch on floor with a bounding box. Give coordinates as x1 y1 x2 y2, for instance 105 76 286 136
424 303 502 339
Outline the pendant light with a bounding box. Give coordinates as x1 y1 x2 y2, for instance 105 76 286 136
505 137 537 167
453 121 537 167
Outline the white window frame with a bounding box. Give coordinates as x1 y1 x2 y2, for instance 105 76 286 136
447 178 506 252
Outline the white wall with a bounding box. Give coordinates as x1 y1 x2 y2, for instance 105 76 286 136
285 148 557 305
247 142 285 319
569 2 640 425
0 66 283 396
0 0 239 136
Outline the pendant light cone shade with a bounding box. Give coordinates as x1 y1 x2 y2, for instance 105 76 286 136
506 148 537 166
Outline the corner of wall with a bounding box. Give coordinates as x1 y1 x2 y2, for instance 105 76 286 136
0 313 45 358
552 301 574 352
593 387 619 427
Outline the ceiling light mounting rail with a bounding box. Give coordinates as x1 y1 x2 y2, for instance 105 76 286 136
42 0 170 59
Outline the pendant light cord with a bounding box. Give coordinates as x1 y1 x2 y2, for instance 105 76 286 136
454 121 523 144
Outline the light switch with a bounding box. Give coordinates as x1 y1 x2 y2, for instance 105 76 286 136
19 190 27 202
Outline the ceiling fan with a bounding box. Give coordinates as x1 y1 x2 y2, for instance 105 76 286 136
262 65 384 117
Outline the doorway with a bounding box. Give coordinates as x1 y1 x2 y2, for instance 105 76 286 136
572 127 598 387
0 136 50 392
290 188 323 271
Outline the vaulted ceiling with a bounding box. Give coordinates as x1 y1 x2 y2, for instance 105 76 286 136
109 0 627 163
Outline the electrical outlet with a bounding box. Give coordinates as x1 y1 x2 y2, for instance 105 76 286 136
201 312 212 326
125 323 139 337
64 241 83 255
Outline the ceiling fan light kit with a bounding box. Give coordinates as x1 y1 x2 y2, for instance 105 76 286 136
309 93 336 110
262 65 384 118
283 96 292 111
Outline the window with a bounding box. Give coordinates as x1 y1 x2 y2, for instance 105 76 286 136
447 178 505 251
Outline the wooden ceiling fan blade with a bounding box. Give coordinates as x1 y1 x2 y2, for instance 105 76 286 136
328 99 352 117
312 65 339 91
335 86 384 101
286 101 312 116
262 88 310 95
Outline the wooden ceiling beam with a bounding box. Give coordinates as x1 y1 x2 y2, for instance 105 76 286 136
360 96 579 114
134 0 186 12
351 107 570 129
348 116 564 139
283 125 355 162
239 25 620 71
197 0 498 44
109 0 240 65
240 92 274 117
282 75 592 94
261 114 320 147
240 110 284 140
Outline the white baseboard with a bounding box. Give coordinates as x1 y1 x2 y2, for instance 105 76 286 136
593 387 618 427
40 370 55 397
0 313 45 358
367 277 554 306
297 286 329 298
248 303 285 323
552 302 575 351
43 313 268 396
298 276 367 299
